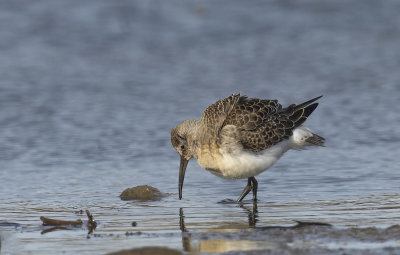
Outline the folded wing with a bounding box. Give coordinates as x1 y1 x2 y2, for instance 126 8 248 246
200 94 322 152
224 95 322 152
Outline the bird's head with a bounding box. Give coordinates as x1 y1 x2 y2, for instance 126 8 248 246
171 119 198 200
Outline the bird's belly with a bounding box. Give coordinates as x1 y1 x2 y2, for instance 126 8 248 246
199 141 289 179
215 151 281 179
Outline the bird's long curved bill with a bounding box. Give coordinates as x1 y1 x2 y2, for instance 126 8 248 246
179 156 189 200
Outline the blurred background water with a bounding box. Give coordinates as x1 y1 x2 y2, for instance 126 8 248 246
1 0 400 254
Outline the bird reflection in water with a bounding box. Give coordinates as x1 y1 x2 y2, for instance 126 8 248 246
179 202 331 253
239 201 258 228
179 201 272 254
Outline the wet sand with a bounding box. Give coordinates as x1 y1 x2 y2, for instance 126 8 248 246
1 193 400 254
108 247 182 255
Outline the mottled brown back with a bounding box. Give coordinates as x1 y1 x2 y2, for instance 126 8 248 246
200 94 241 136
201 94 321 152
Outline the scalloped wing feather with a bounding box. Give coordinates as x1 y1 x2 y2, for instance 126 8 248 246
200 94 322 152
224 96 321 152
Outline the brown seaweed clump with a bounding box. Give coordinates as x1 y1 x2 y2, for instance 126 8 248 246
120 185 165 201
40 217 83 226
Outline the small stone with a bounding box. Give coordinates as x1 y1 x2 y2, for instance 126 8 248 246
120 185 164 201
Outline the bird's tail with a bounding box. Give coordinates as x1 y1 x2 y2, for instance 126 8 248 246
305 133 326 147
290 127 326 150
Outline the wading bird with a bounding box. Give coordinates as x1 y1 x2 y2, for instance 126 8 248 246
171 94 324 202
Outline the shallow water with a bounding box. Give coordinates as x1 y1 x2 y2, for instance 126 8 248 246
1 0 400 254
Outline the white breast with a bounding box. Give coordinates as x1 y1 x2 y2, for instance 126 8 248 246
210 140 290 179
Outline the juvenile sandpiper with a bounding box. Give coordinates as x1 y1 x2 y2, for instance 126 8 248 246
171 94 325 202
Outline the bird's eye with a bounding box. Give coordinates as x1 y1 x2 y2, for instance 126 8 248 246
178 135 187 141
180 145 185 150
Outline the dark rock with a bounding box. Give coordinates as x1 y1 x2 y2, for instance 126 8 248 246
120 185 165 201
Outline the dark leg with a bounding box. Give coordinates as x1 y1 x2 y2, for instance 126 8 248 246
237 177 258 202
236 178 252 202
251 177 258 201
